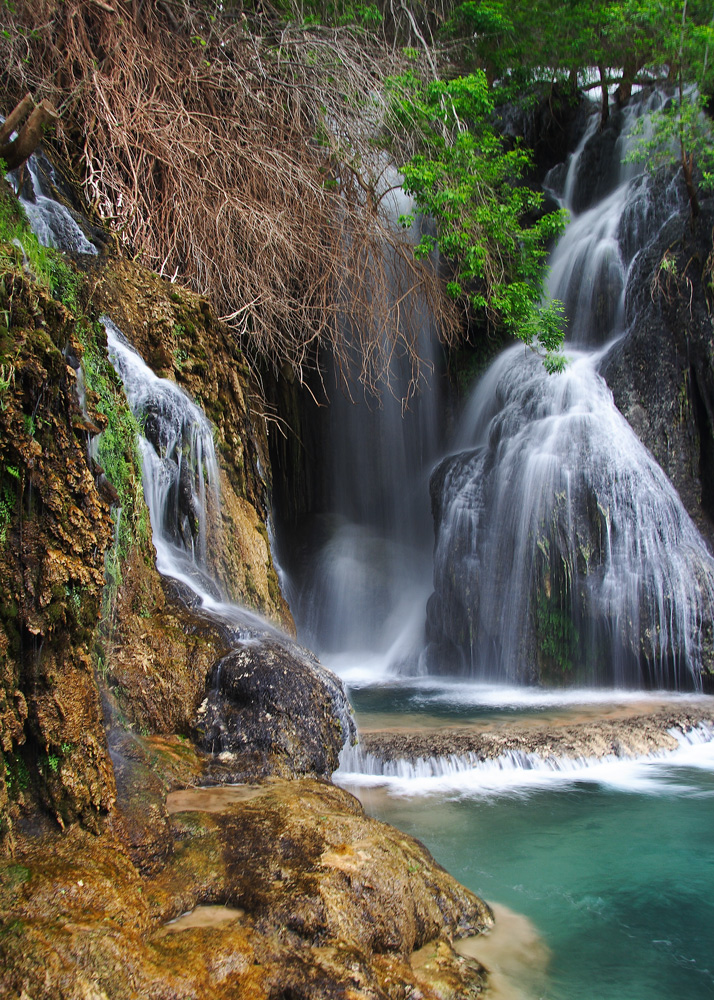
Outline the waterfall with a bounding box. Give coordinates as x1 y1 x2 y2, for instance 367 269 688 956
103 317 279 637
103 317 356 755
8 150 98 256
427 92 714 689
337 723 714 796
288 180 444 679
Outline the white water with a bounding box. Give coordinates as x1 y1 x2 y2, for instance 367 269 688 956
9 151 97 255
427 93 714 688
291 181 443 670
103 317 281 639
337 722 714 798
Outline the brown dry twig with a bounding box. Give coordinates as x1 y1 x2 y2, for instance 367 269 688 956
0 0 460 400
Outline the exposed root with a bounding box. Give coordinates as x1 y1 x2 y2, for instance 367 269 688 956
0 0 461 399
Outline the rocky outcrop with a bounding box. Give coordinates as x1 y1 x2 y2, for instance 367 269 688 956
358 701 714 764
0 736 493 1000
601 198 714 552
196 638 355 780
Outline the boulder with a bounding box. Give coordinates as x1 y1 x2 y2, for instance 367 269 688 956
196 638 356 780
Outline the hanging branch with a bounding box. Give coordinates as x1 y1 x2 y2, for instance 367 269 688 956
0 1 464 401
0 94 58 171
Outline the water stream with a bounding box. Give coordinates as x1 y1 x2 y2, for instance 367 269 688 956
103 318 283 640
348 742 714 1000
313 93 714 998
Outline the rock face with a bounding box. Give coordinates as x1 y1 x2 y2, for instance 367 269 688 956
0 217 297 845
196 638 355 780
358 702 714 764
0 255 116 847
600 198 714 553
0 737 493 1000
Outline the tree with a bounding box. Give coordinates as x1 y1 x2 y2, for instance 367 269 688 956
626 0 714 222
387 70 567 369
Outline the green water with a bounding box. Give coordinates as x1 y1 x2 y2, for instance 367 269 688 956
340 684 714 1000
355 776 714 999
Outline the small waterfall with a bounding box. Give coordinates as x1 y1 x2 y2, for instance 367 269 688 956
336 723 714 795
103 318 356 756
9 150 98 255
289 182 443 678
427 92 714 689
103 318 279 639
104 318 222 594
545 91 680 345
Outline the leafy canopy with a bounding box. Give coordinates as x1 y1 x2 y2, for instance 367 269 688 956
388 69 567 370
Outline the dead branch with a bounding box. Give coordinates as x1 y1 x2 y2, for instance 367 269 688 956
0 0 460 400
0 95 58 170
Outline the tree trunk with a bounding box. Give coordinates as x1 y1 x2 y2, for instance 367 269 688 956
0 94 34 146
598 64 609 128
0 98 58 172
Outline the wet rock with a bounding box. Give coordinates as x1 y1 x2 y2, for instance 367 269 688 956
196 639 355 780
358 702 714 764
0 261 115 848
0 771 492 1000
601 197 714 552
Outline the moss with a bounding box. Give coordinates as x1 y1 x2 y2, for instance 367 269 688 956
534 590 578 679
0 863 30 889
4 753 30 798
75 318 152 628
0 180 80 314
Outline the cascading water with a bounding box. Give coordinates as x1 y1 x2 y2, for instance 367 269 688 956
8 150 98 256
105 319 221 591
103 317 283 637
426 92 714 690
103 317 356 747
289 182 445 679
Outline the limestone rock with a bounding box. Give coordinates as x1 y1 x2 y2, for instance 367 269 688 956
196 638 355 780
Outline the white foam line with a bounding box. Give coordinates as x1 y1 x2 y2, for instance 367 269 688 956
335 724 714 799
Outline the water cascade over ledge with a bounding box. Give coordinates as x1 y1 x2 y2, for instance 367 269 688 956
425 93 714 689
103 318 356 760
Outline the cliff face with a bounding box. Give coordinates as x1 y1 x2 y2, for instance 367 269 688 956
0 192 294 847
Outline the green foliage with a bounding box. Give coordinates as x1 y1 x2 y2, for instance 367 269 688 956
0 464 19 545
442 0 714 100
4 752 29 795
0 485 15 543
76 321 150 604
0 359 15 409
535 591 578 676
0 180 80 311
625 3 714 220
388 70 567 367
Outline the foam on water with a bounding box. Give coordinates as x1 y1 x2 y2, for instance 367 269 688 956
336 723 714 800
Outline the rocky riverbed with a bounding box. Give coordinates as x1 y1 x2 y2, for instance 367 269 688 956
356 699 714 765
